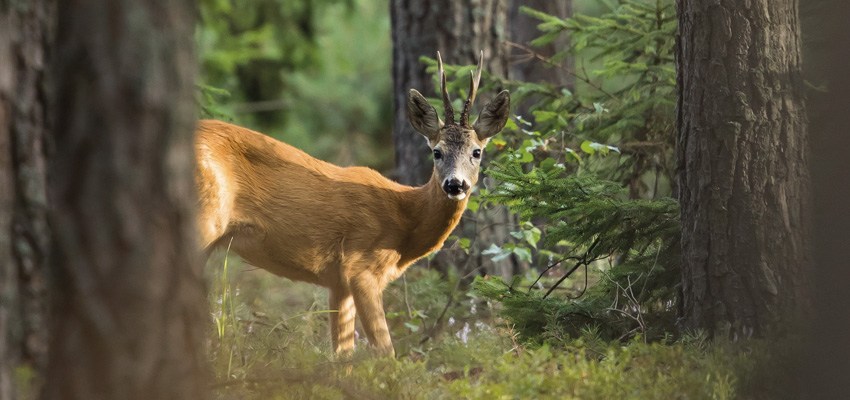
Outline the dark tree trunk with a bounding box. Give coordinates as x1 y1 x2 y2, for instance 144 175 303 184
390 0 508 186
508 0 573 118
46 1 207 399
676 0 811 337
0 1 54 398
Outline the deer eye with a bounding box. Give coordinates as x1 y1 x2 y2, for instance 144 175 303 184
472 149 481 159
433 149 443 160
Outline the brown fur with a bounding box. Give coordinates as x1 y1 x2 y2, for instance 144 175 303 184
196 56 509 356
195 120 472 355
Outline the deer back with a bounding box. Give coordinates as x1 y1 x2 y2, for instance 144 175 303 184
195 120 461 287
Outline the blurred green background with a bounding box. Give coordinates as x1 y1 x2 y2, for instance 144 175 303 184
194 0 631 174
197 0 393 171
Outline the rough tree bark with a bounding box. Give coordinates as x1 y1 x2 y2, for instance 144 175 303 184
46 0 207 399
676 0 811 337
0 1 54 398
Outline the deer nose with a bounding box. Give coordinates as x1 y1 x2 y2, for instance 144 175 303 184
443 178 468 196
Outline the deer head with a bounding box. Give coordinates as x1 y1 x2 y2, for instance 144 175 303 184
407 51 511 200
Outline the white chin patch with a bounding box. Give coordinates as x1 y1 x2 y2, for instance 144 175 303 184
447 192 467 201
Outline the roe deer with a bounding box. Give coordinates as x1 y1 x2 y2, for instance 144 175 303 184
195 52 510 356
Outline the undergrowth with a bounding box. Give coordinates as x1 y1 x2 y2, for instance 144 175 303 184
205 252 796 400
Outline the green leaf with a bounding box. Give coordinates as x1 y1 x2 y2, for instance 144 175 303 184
556 114 569 127
467 197 480 213
516 115 533 126
523 226 542 249
580 141 595 155
404 322 420 332
482 243 502 255
533 110 558 122
512 247 533 263
565 148 582 163
492 251 513 262
509 275 523 289
589 142 610 155
585 142 620 156
593 102 607 115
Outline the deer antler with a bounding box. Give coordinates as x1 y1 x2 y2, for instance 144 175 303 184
436 51 454 125
460 50 483 127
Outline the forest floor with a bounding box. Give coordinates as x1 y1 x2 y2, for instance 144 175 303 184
205 253 798 400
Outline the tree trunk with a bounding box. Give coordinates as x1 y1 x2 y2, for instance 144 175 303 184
508 0 573 119
46 1 207 399
0 1 54 398
676 0 811 337
485 1 575 280
390 0 509 186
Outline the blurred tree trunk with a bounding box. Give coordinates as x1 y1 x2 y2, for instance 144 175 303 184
497 1 574 280
676 0 811 337
0 1 54 398
46 1 207 399
391 0 520 279
508 0 573 118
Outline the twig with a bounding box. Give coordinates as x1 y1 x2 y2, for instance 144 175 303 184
543 237 601 299
542 260 583 299
420 291 455 345
527 256 580 293
638 243 663 301
418 260 491 346
504 41 623 104
402 274 413 319
604 274 648 341
566 262 590 300
419 206 491 346
543 260 585 299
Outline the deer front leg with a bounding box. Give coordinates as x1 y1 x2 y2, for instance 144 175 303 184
351 274 395 356
329 286 356 354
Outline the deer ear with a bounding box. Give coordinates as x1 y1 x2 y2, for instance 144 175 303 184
473 90 510 141
408 89 443 143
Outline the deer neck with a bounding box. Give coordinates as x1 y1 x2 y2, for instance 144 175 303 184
399 174 468 267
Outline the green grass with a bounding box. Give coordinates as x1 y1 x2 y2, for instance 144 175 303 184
205 252 797 400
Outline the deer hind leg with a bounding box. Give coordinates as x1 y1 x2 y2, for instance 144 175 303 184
351 274 395 356
329 286 356 354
